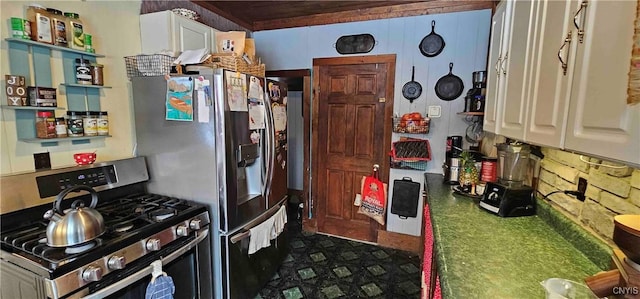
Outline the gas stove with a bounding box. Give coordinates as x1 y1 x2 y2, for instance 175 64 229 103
0 157 212 299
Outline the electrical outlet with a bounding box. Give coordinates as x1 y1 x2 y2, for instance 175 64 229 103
33 152 51 170
577 177 587 201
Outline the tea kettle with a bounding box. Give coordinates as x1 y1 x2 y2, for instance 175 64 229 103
43 185 105 247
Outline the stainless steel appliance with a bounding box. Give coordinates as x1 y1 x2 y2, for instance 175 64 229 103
479 143 535 217
131 69 289 299
464 71 486 113
443 135 463 184
0 157 212 299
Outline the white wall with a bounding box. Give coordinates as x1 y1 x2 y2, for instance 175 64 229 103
287 91 303 190
1 0 142 174
254 9 492 174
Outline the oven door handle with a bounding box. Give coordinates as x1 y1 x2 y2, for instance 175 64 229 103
80 228 209 299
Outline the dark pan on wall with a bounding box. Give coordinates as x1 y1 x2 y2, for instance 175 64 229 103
402 66 422 102
335 34 376 54
435 62 464 101
419 21 445 57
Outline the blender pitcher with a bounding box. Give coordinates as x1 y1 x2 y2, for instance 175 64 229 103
496 143 531 188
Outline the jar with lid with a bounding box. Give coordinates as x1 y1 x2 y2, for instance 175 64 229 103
66 111 84 137
27 4 53 44
97 111 109 136
64 12 84 50
54 117 68 138
46 8 67 47
83 111 98 136
90 63 104 86
36 110 57 138
75 59 92 85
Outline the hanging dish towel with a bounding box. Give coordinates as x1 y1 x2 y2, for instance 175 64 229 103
145 274 175 299
248 216 275 255
271 205 287 240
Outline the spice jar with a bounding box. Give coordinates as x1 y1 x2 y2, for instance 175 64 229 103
66 111 84 137
75 58 92 85
90 63 104 86
47 8 67 47
64 12 84 50
97 111 109 136
55 117 67 138
83 111 98 136
36 110 57 138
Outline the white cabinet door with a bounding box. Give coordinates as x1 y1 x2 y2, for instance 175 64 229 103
140 11 213 54
498 0 539 140
173 16 212 53
484 1 511 133
525 0 577 147
564 0 640 165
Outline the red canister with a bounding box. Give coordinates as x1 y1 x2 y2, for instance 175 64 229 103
481 157 497 182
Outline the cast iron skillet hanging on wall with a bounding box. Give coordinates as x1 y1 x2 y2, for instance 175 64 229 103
435 63 464 101
402 66 422 102
419 21 445 57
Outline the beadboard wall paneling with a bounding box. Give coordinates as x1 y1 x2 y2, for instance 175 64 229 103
254 9 492 174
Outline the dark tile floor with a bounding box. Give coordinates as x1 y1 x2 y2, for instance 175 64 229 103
256 211 422 299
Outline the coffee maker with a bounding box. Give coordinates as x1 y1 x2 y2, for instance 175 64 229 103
464 71 486 113
479 142 536 217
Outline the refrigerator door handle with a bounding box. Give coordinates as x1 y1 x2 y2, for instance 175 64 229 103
263 87 276 201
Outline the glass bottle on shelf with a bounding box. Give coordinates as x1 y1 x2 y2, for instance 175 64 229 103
36 111 56 138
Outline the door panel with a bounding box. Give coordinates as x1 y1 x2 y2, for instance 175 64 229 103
266 79 288 208
314 56 395 242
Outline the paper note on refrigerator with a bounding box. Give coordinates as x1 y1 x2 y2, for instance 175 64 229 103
225 72 247 111
248 76 264 101
165 77 194 121
197 90 210 123
272 103 287 132
248 100 265 130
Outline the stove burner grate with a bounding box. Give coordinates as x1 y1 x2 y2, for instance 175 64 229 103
65 241 98 254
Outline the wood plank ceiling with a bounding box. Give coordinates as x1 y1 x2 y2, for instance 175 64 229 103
192 1 495 31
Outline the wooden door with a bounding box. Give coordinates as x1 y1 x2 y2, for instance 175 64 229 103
565 0 640 165
312 55 395 242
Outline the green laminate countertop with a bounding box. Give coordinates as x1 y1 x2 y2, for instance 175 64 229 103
424 173 611 299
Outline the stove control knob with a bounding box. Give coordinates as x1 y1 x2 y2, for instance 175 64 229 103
189 219 202 230
146 238 161 251
108 255 126 270
176 225 189 237
82 265 103 282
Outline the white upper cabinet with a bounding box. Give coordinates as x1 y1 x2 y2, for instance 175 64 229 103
563 0 640 165
485 0 640 166
140 11 215 54
484 1 511 134
525 0 577 148
497 0 538 140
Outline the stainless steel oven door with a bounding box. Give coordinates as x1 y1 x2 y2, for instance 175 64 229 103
77 228 211 299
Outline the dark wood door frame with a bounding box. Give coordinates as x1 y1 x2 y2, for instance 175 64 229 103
309 54 396 235
265 69 312 227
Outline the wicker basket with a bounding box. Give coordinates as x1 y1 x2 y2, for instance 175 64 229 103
124 54 175 78
200 54 265 77
392 117 430 134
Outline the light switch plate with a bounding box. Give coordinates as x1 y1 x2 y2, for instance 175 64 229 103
428 106 441 118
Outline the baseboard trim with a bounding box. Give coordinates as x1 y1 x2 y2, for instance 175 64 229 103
377 230 421 254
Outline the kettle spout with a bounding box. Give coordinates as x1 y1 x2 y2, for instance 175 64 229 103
43 209 62 221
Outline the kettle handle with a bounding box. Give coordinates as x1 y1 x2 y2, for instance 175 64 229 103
55 185 99 214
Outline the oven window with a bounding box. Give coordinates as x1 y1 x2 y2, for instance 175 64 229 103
106 251 197 299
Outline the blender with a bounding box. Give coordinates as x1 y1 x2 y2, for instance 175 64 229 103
479 142 536 217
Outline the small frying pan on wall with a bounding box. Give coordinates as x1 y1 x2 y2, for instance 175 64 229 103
419 21 445 57
435 63 464 101
402 66 422 102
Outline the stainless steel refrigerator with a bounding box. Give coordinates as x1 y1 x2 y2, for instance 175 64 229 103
131 68 288 299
